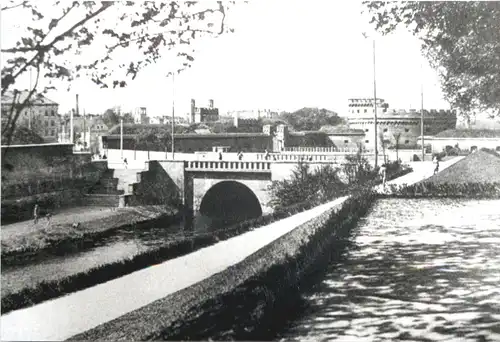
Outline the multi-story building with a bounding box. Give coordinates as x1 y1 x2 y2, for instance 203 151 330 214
1 90 60 142
190 99 219 123
227 108 280 121
133 107 149 124
345 98 457 149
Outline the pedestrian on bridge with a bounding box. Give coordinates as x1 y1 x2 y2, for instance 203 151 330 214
264 149 270 160
218 151 223 161
237 151 243 160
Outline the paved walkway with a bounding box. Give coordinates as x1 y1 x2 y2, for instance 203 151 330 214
374 157 464 193
0 197 349 341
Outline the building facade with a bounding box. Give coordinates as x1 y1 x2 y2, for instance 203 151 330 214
190 99 219 123
345 98 457 149
1 90 60 142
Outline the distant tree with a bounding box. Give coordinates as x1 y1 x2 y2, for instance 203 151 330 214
363 1 500 119
279 107 345 131
1 1 241 153
122 112 135 124
102 108 120 128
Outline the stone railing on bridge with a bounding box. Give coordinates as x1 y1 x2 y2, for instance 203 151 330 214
284 146 373 153
256 154 340 162
185 160 272 173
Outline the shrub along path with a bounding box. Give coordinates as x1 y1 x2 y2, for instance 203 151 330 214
1 206 177 257
0 197 349 341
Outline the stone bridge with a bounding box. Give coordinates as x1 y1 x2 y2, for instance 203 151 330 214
127 159 335 222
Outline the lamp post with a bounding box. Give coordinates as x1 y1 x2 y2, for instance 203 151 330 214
372 40 378 168
171 72 175 160
120 118 123 159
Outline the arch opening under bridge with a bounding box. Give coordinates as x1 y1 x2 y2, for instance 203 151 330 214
199 180 263 223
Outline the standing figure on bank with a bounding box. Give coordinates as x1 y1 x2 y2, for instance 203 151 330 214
218 151 223 161
123 157 128 169
33 204 39 224
379 164 387 187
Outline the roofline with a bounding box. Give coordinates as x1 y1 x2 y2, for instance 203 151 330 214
1 143 73 148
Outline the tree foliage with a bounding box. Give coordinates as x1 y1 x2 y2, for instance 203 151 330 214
1 0 239 149
134 127 172 152
363 1 500 117
278 107 345 131
1 126 44 145
268 163 346 208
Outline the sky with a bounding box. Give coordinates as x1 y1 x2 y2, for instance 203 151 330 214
2 0 451 119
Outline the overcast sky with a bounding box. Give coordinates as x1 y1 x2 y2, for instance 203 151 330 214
2 1 450 118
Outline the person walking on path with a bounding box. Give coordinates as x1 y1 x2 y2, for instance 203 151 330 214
123 158 128 169
434 159 440 175
379 164 387 187
33 204 39 225
218 151 223 161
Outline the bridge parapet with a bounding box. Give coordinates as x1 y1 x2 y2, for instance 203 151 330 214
256 153 339 162
284 146 373 153
185 160 272 173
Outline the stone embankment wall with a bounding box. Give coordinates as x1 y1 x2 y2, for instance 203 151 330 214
72 193 375 341
1 144 110 223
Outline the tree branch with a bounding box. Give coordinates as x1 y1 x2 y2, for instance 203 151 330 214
2 2 112 95
1 0 28 11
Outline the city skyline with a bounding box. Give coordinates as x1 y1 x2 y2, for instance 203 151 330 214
3 1 451 118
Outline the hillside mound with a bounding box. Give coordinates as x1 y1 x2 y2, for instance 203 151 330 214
424 149 500 184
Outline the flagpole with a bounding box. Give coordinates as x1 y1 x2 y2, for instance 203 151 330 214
420 62 425 162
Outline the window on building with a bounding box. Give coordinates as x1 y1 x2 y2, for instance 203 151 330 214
51 110 55 116
383 128 388 132
405 140 410 144
405 128 409 132
365 129 369 132
357 110 360 113
45 129 49 136
344 140 349 144
365 140 369 143
364 109 367 113
51 120 55 127
51 129 55 136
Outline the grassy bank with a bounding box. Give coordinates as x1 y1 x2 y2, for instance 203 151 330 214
69 192 375 341
1 206 178 265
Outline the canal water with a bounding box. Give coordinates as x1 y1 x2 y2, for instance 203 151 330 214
1 212 240 298
278 198 500 341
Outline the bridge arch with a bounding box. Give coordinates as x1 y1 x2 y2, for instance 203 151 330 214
199 180 263 222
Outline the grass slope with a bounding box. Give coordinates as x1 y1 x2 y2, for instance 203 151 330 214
423 150 500 184
1 206 177 259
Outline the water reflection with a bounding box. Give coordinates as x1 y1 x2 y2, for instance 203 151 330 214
279 199 500 342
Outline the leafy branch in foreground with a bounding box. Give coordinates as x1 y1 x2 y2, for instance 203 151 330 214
1 1 241 150
363 1 500 120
